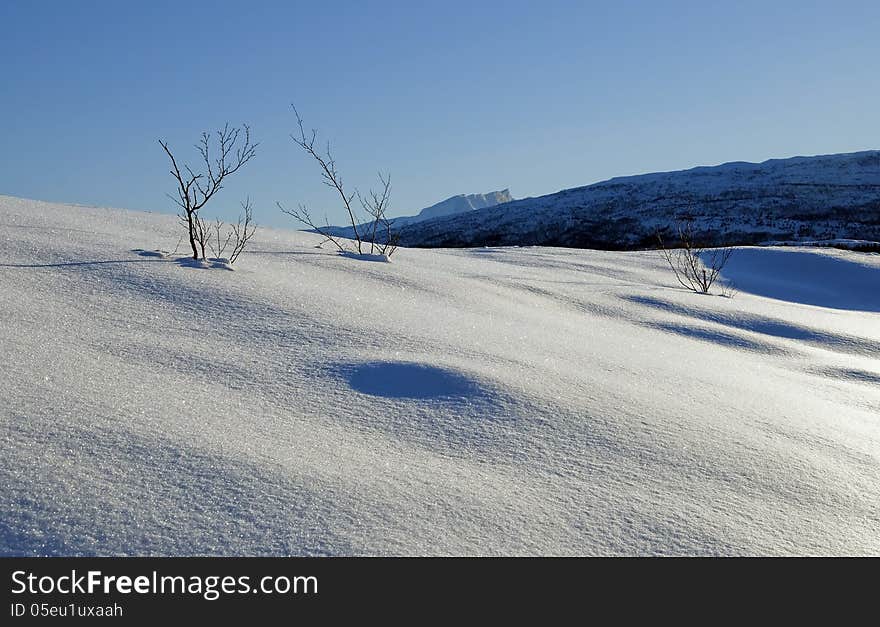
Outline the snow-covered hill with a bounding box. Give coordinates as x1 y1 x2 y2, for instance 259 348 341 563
397 151 880 249
1 194 878 556
324 189 512 239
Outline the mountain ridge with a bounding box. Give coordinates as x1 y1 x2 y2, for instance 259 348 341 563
396 150 880 250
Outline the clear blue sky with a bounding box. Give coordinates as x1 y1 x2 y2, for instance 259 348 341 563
1 0 878 227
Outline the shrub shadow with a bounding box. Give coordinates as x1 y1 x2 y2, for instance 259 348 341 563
174 257 234 271
132 248 166 258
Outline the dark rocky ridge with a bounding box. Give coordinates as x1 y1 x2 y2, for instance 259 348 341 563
396 151 880 249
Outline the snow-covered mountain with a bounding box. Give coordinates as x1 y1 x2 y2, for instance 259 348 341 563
415 189 513 221
324 189 512 239
396 151 880 249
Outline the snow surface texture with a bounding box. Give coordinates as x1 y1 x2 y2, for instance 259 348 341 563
397 151 880 249
1 195 878 556
323 189 513 239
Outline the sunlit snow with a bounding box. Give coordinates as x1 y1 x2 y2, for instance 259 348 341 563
1 195 878 556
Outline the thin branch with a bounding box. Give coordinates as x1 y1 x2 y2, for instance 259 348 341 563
288 105 363 252
159 124 258 259
228 198 257 264
657 218 733 294
277 201 347 253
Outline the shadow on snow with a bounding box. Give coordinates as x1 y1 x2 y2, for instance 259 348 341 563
706 247 880 312
341 361 485 400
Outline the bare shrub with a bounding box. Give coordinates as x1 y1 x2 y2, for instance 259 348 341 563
657 220 734 294
227 199 257 264
358 173 399 257
190 212 211 261
207 217 232 261
159 124 257 260
279 106 398 258
205 199 258 265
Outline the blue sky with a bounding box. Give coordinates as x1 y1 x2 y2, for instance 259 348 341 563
1 0 877 227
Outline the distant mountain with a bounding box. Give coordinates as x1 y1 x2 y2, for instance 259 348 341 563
395 151 880 250
323 189 512 239
414 190 513 222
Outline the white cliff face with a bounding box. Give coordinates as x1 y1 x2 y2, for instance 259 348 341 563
324 190 514 239
397 151 880 249
415 189 513 221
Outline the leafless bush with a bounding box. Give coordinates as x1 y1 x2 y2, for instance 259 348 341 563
207 217 232 261
227 199 257 264
657 220 734 294
205 199 258 265
189 212 211 261
159 123 257 260
278 106 398 258
358 173 399 257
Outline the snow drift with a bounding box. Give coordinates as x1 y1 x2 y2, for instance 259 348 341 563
1 194 878 556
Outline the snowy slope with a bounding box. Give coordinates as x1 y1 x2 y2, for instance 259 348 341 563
1 194 879 556
398 151 880 249
323 189 512 239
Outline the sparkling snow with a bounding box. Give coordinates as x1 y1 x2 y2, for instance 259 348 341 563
1 195 878 556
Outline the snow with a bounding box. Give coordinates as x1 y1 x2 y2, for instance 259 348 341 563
716 247 880 312
412 189 513 221
1 194 878 556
